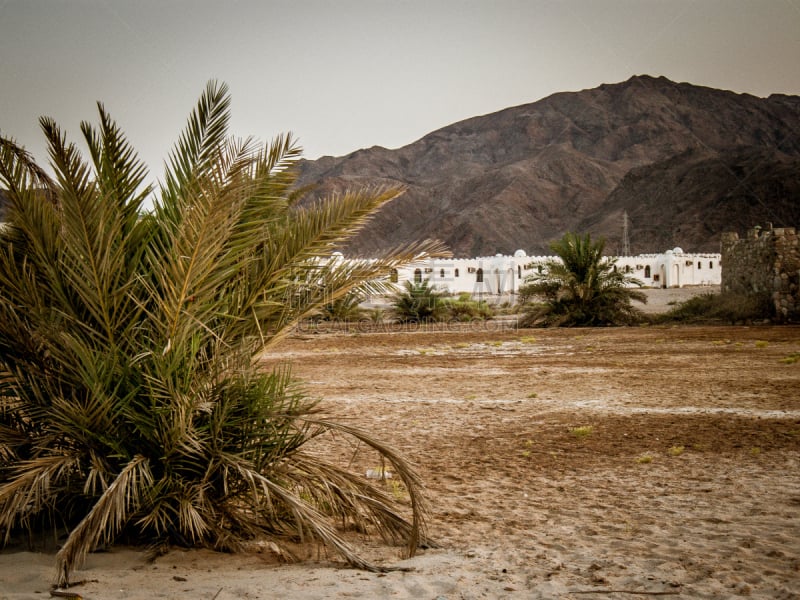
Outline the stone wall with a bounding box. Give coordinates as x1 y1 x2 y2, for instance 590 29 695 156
721 227 800 323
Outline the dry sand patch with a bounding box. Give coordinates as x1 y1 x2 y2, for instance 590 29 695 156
2 324 799 599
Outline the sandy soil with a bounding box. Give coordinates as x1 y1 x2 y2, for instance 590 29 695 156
638 285 720 314
2 319 799 599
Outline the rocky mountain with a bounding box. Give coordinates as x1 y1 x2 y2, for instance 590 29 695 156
296 75 800 257
577 146 800 255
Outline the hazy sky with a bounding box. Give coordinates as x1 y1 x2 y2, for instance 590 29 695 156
2 0 799 180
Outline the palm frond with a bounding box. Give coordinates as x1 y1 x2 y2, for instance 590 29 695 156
0 454 80 542
303 418 429 559
225 458 384 571
55 455 152 585
161 80 230 203
0 135 57 202
81 103 152 214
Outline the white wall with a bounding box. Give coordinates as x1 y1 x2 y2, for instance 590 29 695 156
390 247 721 300
613 248 721 289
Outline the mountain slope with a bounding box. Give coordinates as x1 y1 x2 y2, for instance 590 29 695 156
296 75 800 256
577 147 800 254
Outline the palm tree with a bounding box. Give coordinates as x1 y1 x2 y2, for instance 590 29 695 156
519 232 646 326
391 280 450 323
0 81 446 586
316 289 367 322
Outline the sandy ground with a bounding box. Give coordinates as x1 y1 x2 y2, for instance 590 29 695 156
3 302 800 599
638 285 720 314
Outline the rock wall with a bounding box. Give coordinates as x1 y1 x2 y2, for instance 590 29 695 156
721 227 800 322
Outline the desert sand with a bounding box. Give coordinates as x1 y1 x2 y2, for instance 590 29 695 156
2 303 799 598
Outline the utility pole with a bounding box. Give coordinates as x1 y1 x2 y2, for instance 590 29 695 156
622 211 631 256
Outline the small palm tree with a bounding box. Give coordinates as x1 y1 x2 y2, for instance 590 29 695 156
519 232 646 326
317 289 366 322
0 81 446 585
391 280 449 322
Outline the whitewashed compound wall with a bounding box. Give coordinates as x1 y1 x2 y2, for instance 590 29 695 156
387 248 720 302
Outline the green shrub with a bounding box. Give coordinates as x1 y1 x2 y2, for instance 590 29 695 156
317 290 366 322
391 280 449 322
446 292 494 321
655 292 772 324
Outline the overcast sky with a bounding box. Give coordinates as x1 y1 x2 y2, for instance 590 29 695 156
2 0 799 180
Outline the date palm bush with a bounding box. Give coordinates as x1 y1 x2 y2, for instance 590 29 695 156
0 82 445 585
316 289 367 322
391 280 449 323
519 232 646 326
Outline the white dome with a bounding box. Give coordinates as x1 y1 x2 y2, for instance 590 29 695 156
514 249 527 258
672 247 684 254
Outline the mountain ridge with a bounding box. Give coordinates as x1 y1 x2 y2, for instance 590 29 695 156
296 75 800 257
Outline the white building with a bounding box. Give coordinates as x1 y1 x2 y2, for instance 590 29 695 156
613 248 721 288
388 247 721 302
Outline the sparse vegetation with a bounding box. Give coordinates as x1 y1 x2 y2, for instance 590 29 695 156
668 445 685 456
570 425 594 438
386 479 409 501
520 439 535 458
636 454 654 464
446 292 494 321
654 291 772 324
780 353 800 364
